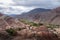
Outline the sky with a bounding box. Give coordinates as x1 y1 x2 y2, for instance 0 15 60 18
0 0 60 15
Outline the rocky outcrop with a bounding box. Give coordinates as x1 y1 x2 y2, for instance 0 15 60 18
15 26 59 40
0 25 59 40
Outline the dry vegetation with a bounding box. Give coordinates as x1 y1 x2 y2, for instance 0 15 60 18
0 19 60 40
0 13 60 40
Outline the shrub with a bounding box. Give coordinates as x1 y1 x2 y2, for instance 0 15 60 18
46 24 53 29
17 28 22 31
17 28 26 31
32 23 38 26
5 28 17 36
38 23 44 26
46 24 57 29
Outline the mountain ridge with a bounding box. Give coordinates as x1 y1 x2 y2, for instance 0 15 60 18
15 7 60 25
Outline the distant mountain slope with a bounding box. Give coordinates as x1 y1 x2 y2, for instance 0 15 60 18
16 8 51 19
16 7 60 25
27 8 51 14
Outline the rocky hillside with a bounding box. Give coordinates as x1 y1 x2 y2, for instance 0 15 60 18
0 23 60 40
0 13 26 29
16 7 60 25
0 13 60 40
0 7 60 40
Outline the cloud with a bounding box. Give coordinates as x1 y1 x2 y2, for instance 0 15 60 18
0 6 34 15
13 0 60 8
0 0 34 15
0 0 14 5
0 0 34 14
0 0 60 8
0 0 60 14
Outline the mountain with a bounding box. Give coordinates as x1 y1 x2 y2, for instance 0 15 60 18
15 8 51 19
15 7 60 25
14 8 51 21
0 9 60 40
27 8 51 14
